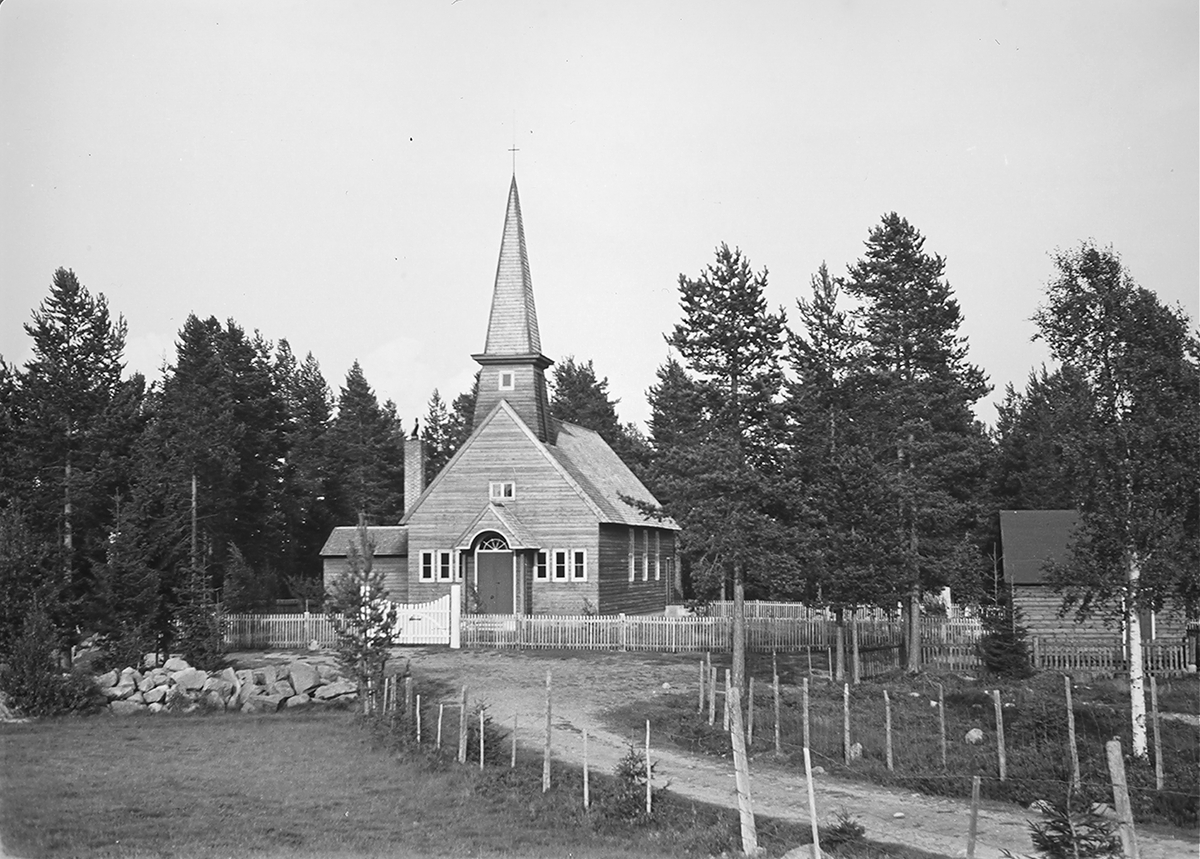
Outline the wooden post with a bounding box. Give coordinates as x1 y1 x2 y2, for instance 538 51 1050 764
803 746 821 859
937 682 947 770
1105 738 1140 859
511 713 517 769
727 684 759 855
578 726 588 808
802 677 811 756
415 694 422 744
773 670 782 756
747 676 755 746
842 682 851 766
436 703 444 749
645 719 652 816
966 775 981 859
1064 675 1080 792
1150 676 1163 791
835 626 845 683
709 665 717 726
479 709 485 770
807 646 814 680
405 675 413 723
991 689 1006 782
457 687 469 764
698 660 706 714
723 668 731 732
884 689 894 771
850 616 861 684
543 670 552 792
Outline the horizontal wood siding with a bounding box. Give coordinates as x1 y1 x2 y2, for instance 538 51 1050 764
596 524 670 615
323 556 407 603
1014 585 1192 644
407 406 596 605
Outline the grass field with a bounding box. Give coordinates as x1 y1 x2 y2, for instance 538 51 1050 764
608 656 1200 831
1 707 952 859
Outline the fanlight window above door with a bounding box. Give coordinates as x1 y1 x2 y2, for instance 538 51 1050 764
477 536 509 551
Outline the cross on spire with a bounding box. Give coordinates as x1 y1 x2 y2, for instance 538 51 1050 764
508 145 519 173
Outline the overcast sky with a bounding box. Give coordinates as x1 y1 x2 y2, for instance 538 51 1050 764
2 1 1196 432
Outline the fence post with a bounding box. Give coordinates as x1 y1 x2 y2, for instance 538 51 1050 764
645 719 652 816
937 682 947 770
727 684 758 856
583 727 590 808
747 676 755 746
774 670 782 756
804 746 821 859
992 689 1007 782
1150 676 1163 792
884 689 894 771
966 775 981 859
457 687 469 764
619 613 627 652
802 677 811 755
842 682 851 766
1105 738 1140 859
511 713 518 769
698 660 706 714
543 670 553 792
1064 675 1081 792
450 583 462 649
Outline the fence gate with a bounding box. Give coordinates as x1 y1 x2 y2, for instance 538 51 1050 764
393 594 453 645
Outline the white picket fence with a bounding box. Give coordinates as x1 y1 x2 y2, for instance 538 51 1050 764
224 594 454 649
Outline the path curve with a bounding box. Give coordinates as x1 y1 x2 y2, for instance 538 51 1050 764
406 648 1195 859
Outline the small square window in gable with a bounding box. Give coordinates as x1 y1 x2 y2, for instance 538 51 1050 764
489 481 516 501
498 371 515 391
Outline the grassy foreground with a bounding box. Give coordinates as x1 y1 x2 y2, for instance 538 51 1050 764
1 707 949 859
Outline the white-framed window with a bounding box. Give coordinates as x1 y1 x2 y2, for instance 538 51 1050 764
438 550 453 580
572 549 587 581
499 371 515 391
553 549 569 580
489 481 516 501
534 550 548 580
654 531 661 581
420 550 434 580
641 529 649 582
628 527 635 581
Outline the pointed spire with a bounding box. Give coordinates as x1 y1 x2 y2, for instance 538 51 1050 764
483 176 542 356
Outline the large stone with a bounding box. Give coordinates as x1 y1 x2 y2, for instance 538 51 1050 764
285 693 312 708
316 663 338 681
235 678 256 708
96 669 119 688
241 693 285 714
174 668 207 692
965 728 985 745
101 683 129 700
269 679 295 698
137 674 157 693
110 699 146 717
288 661 320 694
143 686 168 705
120 667 143 687
148 702 165 714
313 680 357 700
164 656 190 672
142 652 163 670
200 690 228 711
253 665 278 686
202 677 236 703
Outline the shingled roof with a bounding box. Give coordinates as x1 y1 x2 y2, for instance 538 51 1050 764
483 175 541 356
319 526 408 557
549 420 679 530
999 510 1080 585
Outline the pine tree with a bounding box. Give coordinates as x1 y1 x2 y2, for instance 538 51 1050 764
665 244 789 694
842 214 992 671
1034 242 1200 757
550 356 649 473
421 389 457 484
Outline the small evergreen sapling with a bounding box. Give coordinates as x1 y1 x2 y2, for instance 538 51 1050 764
325 521 398 710
977 600 1034 678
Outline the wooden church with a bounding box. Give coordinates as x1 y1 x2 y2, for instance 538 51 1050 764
322 176 679 615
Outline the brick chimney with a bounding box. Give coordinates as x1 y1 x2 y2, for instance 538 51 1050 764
404 436 426 516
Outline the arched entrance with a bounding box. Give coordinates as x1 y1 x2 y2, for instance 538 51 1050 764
474 532 514 614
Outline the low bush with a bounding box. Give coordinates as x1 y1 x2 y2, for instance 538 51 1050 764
0 607 104 717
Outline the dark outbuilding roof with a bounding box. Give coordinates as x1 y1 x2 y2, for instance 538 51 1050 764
999 510 1080 585
319 526 408 557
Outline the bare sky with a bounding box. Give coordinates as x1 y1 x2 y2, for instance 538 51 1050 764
2 1 1196 431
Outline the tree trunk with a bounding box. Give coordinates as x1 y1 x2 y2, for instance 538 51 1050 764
732 567 746 699
1127 553 1148 758
906 584 920 673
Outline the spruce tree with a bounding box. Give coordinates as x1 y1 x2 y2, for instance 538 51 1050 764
327 362 405 525
550 356 649 473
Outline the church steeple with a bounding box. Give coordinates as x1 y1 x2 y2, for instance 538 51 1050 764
472 176 554 441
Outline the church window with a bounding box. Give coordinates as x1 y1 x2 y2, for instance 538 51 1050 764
438 550 453 580
489 481 516 501
572 550 587 581
627 527 636 581
534 550 548 579
553 550 568 580
420 551 434 580
641 530 649 582
654 531 661 581
498 371 515 390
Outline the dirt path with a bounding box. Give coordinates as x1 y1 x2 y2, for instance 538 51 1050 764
405 648 1196 859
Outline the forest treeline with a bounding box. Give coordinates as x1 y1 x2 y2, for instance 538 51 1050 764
1 213 1196 669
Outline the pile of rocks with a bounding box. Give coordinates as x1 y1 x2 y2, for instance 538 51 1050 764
95 657 358 716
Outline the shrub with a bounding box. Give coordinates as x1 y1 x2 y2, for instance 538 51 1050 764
1004 793 1121 859
597 742 663 823
0 606 102 717
175 564 226 672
